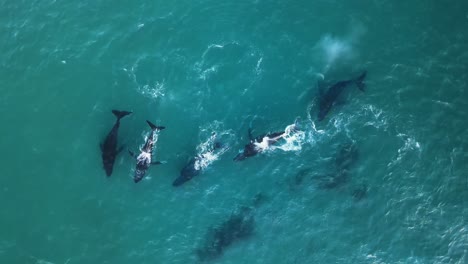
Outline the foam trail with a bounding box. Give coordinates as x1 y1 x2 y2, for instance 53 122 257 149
276 130 306 152
273 118 308 152
194 133 221 171
124 58 166 99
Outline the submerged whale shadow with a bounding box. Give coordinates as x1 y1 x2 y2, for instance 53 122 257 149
289 142 363 197
195 194 266 262
314 142 359 190
195 207 254 262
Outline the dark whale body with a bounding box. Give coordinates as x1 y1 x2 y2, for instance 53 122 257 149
318 71 367 121
100 110 132 176
173 158 200 186
173 142 222 187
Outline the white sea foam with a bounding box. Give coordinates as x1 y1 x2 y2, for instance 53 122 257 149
397 133 421 153
194 122 234 170
198 65 218 81
125 58 166 99
194 43 227 80
265 119 310 152
137 82 165 99
386 133 422 169
255 57 263 75
276 130 306 152
361 104 389 130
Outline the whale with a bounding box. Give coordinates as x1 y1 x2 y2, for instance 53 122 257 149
196 206 254 261
318 143 359 189
100 110 132 176
233 118 302 162
352 184 368 201
233 128 284 161
195 193 267 261
173 157 201 186
129 120 165 183
317 71 366 121
172 141 222 187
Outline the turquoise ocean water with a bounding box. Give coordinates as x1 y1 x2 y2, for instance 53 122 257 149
1 0 467 263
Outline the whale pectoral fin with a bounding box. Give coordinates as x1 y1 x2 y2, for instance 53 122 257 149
355 71 367 92
248 127 254 140
151 161 162 165
128 150 136 158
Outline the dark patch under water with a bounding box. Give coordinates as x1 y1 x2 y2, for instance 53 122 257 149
316 142 359 189
195 194 266 261
196 206 255 261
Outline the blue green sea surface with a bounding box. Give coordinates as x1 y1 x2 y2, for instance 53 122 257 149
1 0 467 263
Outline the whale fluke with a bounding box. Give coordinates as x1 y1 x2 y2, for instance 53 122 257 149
354 71 367 92
146 120 165 131
111 110 132 120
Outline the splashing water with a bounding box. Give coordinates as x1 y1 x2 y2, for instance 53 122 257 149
267 120 308 152
276 130 306 152
194 151 218 171
194 125 233 170
140 129 161 151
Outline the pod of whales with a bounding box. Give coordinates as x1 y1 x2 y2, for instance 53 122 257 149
97 69 369 261
97 72 367 182
100 110 132 176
